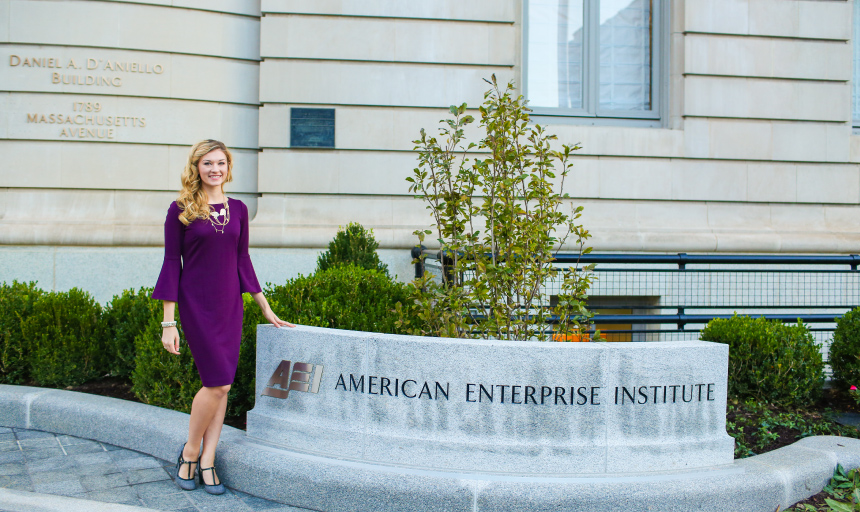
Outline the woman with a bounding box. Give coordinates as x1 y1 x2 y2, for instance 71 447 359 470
153 139 293 494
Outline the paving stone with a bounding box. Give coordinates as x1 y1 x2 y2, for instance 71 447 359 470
81 472 129 492
0 463 24 477
116 455 163 471
21 447 64 460
100 442 123 451
133 478 185 498
33 479 86 496
164 464 179 479
77 486 140 505
74 462 122 477
0 442 19 453
187 491 253 512
14 430 54 440
0 451 25 464
139 492 197 511
235 492 291 511
0 474 32 492
17 437 58 449
64 442 108 455
0 427 13 434
109 449 151 461
26 454 75 473
126 466 171 485
72 451 112 466
0 434 15 444
30 469 80 484
186 488 242 503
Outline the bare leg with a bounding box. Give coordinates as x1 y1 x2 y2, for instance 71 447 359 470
199 390 229 485
179 385 231 480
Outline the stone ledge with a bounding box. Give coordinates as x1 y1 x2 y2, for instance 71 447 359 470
2 384 860 512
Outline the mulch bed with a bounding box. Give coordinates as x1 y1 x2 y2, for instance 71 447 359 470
727 388 855 455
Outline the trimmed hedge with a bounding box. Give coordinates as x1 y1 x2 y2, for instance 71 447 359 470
131 307 201 413
829 307 860 389
0 281 43 384
700 315 824 407
101 287 159 378
268 264 408 333
21 288 106 387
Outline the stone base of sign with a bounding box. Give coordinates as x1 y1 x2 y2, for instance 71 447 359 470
2 384 860 511
248 326 734 475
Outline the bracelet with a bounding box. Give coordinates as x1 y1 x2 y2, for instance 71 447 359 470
161 321 177 328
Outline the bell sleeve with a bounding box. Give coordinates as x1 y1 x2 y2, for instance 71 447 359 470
152 202 184 302
237 200 262 294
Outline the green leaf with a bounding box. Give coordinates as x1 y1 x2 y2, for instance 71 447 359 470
825 498 856 512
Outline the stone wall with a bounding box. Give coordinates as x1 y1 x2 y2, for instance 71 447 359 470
2 0 860 298
0 0 261 248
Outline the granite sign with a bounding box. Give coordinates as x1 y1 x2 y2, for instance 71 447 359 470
248 325 734 475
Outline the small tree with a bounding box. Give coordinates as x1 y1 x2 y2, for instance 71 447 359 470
317 222 389 276
400 76 595 341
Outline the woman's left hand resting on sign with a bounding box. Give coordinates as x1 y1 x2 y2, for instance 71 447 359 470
251 291 295 328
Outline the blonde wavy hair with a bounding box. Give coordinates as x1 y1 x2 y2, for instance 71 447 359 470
176 139 234 225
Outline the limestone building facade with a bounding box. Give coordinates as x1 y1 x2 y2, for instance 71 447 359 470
1 0 858 301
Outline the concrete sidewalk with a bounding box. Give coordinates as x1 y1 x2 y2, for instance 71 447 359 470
0 426 305 512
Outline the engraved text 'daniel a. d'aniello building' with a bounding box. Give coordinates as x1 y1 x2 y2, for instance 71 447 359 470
5 50 164 142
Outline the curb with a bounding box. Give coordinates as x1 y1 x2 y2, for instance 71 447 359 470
0 487 161 512
3 384 860 512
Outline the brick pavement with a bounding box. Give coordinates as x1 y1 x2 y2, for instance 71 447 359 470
0 426 308 511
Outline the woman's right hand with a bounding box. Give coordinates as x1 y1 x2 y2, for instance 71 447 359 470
161 326 180 355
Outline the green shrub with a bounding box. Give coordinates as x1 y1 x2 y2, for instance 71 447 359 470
0 281 44 384
317 222 388 276
829 307 860 389
270 265 407 333
700 315 824 407
131 308 201 413
101 287 159 378
21 288 106 387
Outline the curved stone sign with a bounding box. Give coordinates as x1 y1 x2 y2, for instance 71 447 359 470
248 326 734 475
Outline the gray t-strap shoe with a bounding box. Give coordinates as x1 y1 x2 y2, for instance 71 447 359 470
174 443 197 491
199 464 225 495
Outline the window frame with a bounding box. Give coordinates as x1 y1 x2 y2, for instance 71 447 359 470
522 0 666 124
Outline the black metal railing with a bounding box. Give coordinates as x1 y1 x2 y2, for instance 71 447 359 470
415 250 860 345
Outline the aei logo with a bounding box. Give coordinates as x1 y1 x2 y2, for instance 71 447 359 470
261 360 324 399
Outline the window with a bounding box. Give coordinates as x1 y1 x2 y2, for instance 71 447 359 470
524 0 663 122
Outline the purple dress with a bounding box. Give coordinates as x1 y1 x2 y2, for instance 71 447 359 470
152 198 261 387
